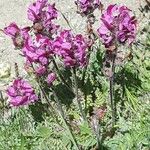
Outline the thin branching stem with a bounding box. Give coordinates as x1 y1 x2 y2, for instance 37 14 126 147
51 87 80 150
109 77 115 126
52 58 72 91
30 65 58 121
51 87 66 119
109 52 116 127
39 83 54 112
0 91 5 121
59 11 73 31
95 119 101 149
72 67 87 121
37 79 60 122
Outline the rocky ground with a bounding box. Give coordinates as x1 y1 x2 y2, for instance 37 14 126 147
0 0 149 91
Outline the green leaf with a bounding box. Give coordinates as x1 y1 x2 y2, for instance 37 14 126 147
80 123 92 135
37 126 52 138
19 134 25 150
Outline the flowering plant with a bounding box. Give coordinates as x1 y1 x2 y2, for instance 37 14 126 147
4 23 30 48
53 30 88 67
7 78 38 106
75 0 101 16
28 0 59 35
98 5 137 48
2 0 140 149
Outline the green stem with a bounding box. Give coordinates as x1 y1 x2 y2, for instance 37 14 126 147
52 59 72 91
109 53 116 127
37 80 62 125
30 64 58 121
81 66 87 86
51 87 80 150
0 91 5 121
95 119 101 149
38 83 54 113
109 77 115 126
72 68 86 121
59 11 73 30
81 47 92 86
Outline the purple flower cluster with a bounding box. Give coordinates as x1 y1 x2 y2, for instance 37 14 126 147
7 78 38 107
22 34 53 75
4 23 30 48
4 0 138 109
97 5 137 48
53 30 88 67
75 0 101 16
28 0 59 34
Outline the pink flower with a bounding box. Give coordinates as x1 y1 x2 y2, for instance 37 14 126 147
53 30 88 68
23 34 53 65
74 34 88 67
4 22 30 48
27 0 48 22
4 23 20 37
75 0 101 16
7 78 38 107
97 5 137 48
44 4 58 24
35 65 47 75
46 73 56 85
27 0 58 35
